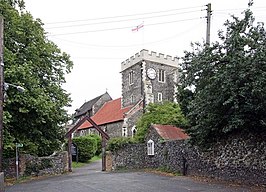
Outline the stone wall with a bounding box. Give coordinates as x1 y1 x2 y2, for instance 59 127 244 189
0 172 4 192
146 60 177 103
121 49 178 72
104 121 124 138
111 134 266 186
3 151 68 178
112 143 145 170
78 121 124 138
122 62 143 108
126 108 143 137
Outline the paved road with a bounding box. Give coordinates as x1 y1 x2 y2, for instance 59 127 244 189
6 160 257 192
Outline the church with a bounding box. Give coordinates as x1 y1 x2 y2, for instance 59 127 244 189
73 49 179 138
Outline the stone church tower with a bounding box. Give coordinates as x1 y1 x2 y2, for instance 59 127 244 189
120 49 179 137
121 49 179 108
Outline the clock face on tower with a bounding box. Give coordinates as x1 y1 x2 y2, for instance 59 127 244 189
147 68 156 80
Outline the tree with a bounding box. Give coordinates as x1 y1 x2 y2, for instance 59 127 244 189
135 102 188 142
0 0 73 156
177 88 194 117
179 6 266 146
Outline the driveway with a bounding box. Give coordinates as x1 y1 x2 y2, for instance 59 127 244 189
6 160 258 192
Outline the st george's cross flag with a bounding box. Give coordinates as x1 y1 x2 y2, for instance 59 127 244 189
132 23 144 32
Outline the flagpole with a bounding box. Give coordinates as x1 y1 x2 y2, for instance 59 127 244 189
131 22 145 50
142 21 144 49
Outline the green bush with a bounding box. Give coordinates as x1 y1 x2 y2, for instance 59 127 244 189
107 137 136 151
87 134 101 155
72 135 99 162
135 102 188 142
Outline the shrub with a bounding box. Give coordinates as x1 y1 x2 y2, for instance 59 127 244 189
87 134 101 155
135 102 188 142
72 135 98 162
107 137 136 151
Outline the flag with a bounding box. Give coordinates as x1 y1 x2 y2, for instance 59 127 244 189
132 23 144 32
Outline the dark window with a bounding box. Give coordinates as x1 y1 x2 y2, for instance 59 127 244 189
129 71 134 85
158 69 165 82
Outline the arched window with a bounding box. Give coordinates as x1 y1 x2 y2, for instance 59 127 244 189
131 126 137 137
122 127 128 137
122 118 128 137
157 92 163 102
147 139 154 156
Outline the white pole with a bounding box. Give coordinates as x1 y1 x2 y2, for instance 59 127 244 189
15 143 19 180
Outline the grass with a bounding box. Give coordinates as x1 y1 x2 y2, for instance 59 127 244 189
72 155 101 168
154 166 182 176
72 162 86 168
90 155 101 162
5 176 31 186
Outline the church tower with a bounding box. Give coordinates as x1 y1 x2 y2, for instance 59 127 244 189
121 49 179 108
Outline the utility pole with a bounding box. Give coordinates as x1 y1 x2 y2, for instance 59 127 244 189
206 3 212 46
0 16 4 174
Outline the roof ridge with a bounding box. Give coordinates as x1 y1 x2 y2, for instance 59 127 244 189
152 124 189 140
77 98 132 129
74 92 110 117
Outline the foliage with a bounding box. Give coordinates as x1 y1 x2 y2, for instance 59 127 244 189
177 88 194 116
88 134 101 156
90 155 101 162
107 137 136 151
71 161 87 168
0 0 73 156
156 166 182 176
134 102 188 142
72 135 99 162
72 155 101 168
179 6 266 146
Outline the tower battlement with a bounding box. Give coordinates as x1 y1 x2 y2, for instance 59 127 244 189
121 49 178 71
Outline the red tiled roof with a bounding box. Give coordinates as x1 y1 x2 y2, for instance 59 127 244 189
78 98 132 129
152 124 189 140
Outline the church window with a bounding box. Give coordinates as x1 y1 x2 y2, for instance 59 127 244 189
131 126 137 137
80 130 85 136
158 92 163 102
122 127 128 137
158 69 165 83
147 139 154 156
129 71 134 85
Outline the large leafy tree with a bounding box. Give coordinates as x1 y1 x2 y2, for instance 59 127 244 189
179 6 266 146
0 0 73 156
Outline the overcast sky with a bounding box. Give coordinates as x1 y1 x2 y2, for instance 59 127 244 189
23 0 266 114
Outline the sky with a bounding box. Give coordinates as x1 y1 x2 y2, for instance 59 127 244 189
23 0 266 114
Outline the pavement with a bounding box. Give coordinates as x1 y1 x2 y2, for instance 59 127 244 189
6 160 262 192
